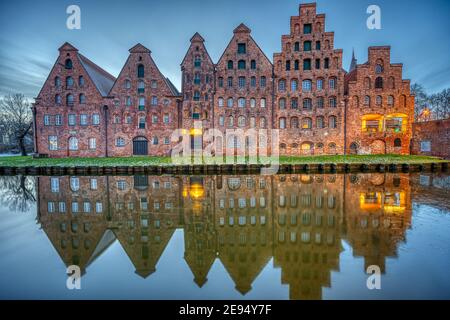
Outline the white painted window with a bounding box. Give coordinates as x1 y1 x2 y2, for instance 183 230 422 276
88 138 96 150
69 137 78 150
49 136 58 151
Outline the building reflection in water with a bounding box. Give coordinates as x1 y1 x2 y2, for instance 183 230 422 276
36 172 413 299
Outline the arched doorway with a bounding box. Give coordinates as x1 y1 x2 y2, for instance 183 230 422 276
133 136 148 155
370 140 386 155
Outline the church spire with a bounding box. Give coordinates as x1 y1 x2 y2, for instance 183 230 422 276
349 48 357 72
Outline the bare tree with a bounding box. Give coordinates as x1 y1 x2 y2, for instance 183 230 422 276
0 94 33 156
411 83 428 122
0 175 36 213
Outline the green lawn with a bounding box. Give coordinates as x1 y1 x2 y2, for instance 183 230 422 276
0 154 447 168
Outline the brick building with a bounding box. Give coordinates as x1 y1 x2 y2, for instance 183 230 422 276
273 3 345 156
33 3 414 158
345 47 414 155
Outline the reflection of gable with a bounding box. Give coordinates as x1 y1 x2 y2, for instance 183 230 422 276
85 229 116 268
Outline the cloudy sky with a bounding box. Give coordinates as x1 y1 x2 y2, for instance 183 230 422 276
0 0 449 99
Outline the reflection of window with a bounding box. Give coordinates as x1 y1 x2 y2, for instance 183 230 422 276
49 136 58 151
70 177 80 191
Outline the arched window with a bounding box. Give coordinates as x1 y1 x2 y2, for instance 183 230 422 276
124 79 131 89
375 77 383 89
328 77 336 89
364 96 371 106
79 94 86 104
55 94 62 105
139 96 146 108
279 117 286 129
302 117 312 129
250 60 256 69
303 98 312 110
69 137 78 150
78 76 85 87
316 116 324 128
238 98 246 108
250 98 256 108
228 116 234 127
329 116 337 129
388 95 394 106
218 97 224 107
238 76 246 88
329 96 337 108
317 97 324 109
260 98 266 108
279 98 286 109
394 138 402 147
65 59 73 69
353 96 359 107
227 97 233 108
302 79 312 92
291 98 298 109
260 76 266 87
238 116 246 127
400 95 407 107
250 117 256 128
66 76 74 88
291 79 298 91
66 94 74 105
238 60 246 70
250 76 256 87
227 77 233 87
290 117 299 128
376 95 382 105
54 77 61 87
278 79 286 91
227 60 234 69
137 64 144 78
375 64 383 74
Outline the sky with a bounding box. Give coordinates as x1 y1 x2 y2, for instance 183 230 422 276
0 0 449 99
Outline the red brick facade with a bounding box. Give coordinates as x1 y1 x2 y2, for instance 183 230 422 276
345 47 414 155
411 119 450 159
33 3 415 158
273 3 345 156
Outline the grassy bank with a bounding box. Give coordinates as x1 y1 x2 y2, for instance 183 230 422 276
0 155 447 168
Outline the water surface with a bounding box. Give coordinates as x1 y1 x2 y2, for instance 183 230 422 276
0 173 449 299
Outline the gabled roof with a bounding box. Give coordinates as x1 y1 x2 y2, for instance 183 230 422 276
78 54 116 97
180 32 214 67
129 43 151 53
58 42 78 52
165 77 181 96
190 32 205 43
233 23 251 34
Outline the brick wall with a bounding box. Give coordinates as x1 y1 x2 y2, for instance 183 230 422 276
411 119 450 159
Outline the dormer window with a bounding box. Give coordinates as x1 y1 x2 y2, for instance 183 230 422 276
65 59 73 69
